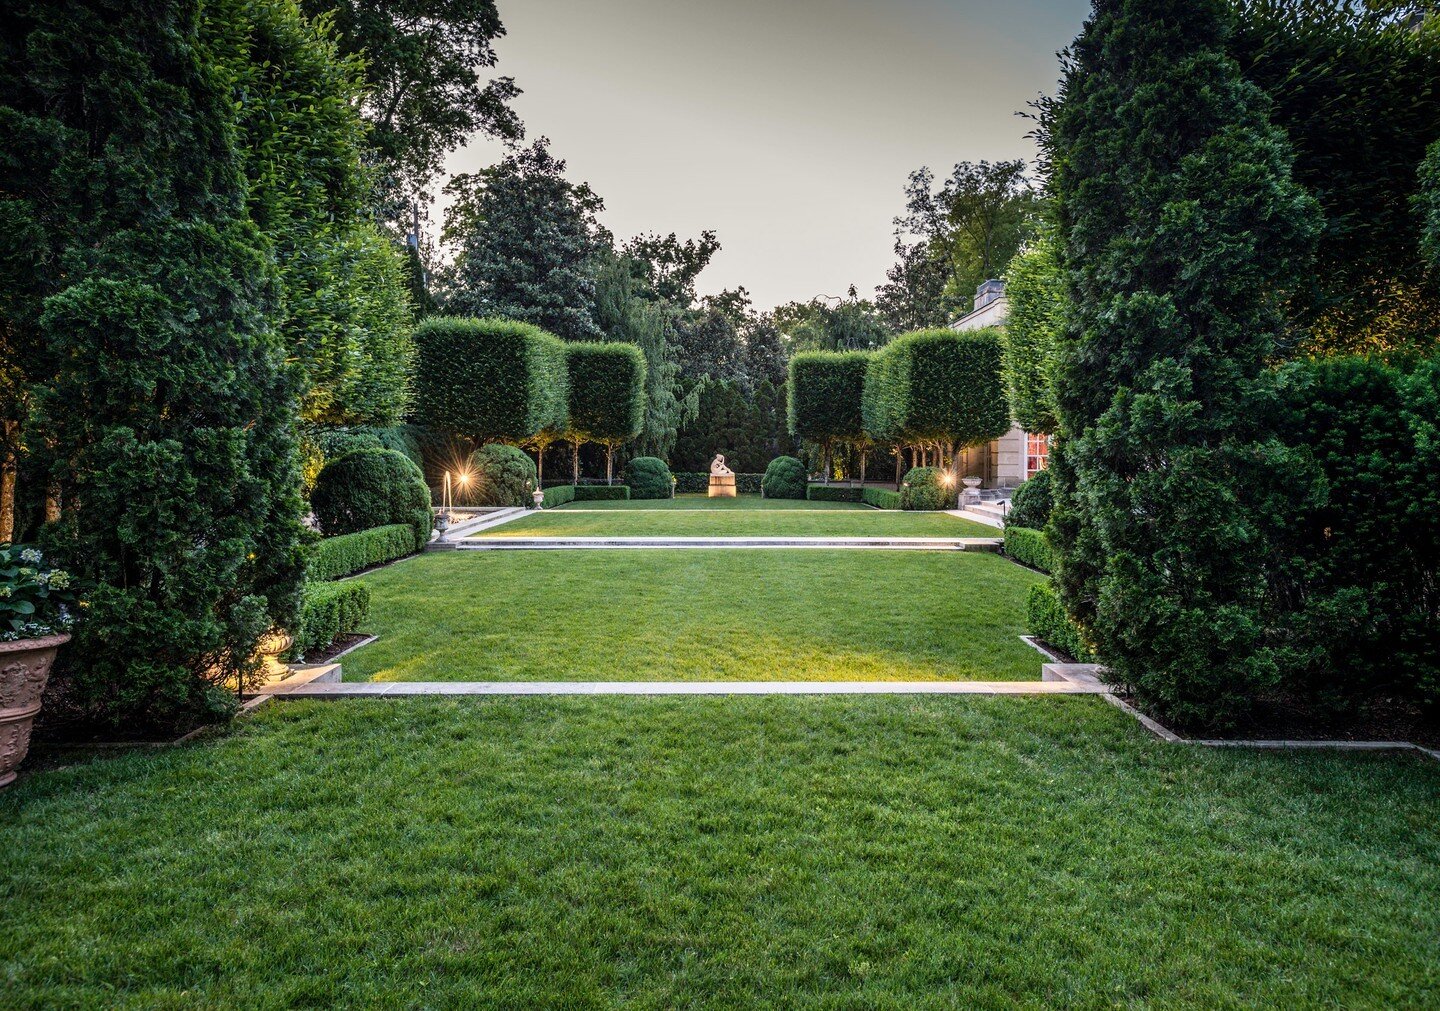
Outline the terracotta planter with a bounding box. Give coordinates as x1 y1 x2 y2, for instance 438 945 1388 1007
0 633 69 788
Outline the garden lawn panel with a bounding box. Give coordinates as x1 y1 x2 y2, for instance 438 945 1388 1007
474 509 996 538
3 696 1438 1008
343 550 1040 682
541 492 872 510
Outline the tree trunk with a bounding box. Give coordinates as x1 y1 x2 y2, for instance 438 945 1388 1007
572 439 580 485
0 419 16 543
859 448 867 488
823 438 832 485
537 446 544 486
45 480 60 524
606 445 614 485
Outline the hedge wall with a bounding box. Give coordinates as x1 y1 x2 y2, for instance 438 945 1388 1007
863 488 901 509
576 485 629 501
541 484 574 507
674 472 765 494
787 351 870 441
806 485 862 502
862 328 1011 446
309 524 416 581
1026 584 1093 662
412 317 568 441
1004 526 1055 574
296 581 371 658
564 342 646 443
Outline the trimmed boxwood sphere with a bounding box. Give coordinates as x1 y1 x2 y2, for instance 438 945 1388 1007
761 456 807 499
467 443 538 508
901 466 953 511
312 448 432 549
1006 468 1053 530
625 456 673 499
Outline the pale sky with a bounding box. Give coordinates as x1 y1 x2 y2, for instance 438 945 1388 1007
436 0 1090 309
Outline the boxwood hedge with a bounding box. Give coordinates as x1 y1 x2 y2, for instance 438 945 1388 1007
1004 526 1055 574
862 328 1011 447
412 317 568 441
805 485 862 502
311 448 432 550
309 524 416 581
295 581 371 658
1026 583 1093 662
625 457 673 499
862 487 901 509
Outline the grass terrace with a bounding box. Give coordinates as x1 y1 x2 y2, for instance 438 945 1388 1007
5 696 1438 1007
475 509 995 539
342 550 1042 683
547 492 874 510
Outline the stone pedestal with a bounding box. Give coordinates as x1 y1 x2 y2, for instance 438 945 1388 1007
708 474 737 498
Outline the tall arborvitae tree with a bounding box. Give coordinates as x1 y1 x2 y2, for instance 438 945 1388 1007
1 0 307 731
440 139 605 341
1043 0 1320 727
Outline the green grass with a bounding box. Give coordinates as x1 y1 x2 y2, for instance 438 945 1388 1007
343 550 1043 682
556 492 871 510
4 696 1438 1007
474 509 997 538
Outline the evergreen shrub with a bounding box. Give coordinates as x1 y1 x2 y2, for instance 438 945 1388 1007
1006 470 1053 531
468 443 538 508
1004 527 1055 574
295 581 370 657
900 467 952 511
862 488 901 509
312 449 432 550
1026 584 1093 662
806 485 862 502
625 457 673 499
761 456 807 499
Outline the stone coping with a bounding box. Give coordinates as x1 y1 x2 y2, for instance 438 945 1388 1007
456 536 1003 551
256 678 1107 698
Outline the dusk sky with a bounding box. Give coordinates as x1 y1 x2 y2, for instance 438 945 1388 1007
438 0 1091 309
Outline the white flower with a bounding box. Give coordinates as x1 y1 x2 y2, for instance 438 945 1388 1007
19 548 42 564
47 571 71 590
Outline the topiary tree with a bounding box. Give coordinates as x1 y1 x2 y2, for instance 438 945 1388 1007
411 317 569 444
761 456 807 499
4 0 308 732
1042 0 1321 728
900 467 952 511
787 351 869 483
1000 228 1063 434
466 443 537 508
862 328 1010 465
1004 469 1053 531
625 456 673 500
564 341 647 484
312 448 432 550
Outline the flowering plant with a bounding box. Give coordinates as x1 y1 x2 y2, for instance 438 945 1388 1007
0 544 81 642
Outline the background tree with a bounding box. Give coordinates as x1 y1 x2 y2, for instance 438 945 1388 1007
1043 0 1321 727
875 237 952 331
623 231 721 305
774 292 890 354
440 139 606 341
889 160 1039 321
2 0 307 731
298 0 524 228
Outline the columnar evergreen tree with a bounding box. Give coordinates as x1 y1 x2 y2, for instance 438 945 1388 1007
1044 0 1320 726
1000 227 1063 434
1 0 307 730
440 139 605 341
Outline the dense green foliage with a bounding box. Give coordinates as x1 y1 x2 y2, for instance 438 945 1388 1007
761 456 807 500
1423 137 1440 270
312 450 431 550
900 467 951 511
412 318 569 441
2 0 307 731
440 141 604 341
863 329 1010 449
1025 583 1093 662
295 580 370 657
467 443 537 508
207 0 414 427
1000 229 1063 433
308 524 417 582
624 457 673 500
1004 527 1056 574
672 379 787 473
543 484 630 507
563 341 646 480
1231 4 1440 357
1265 356 1440 714
863 487 901 510
1005 469 1053 532
1043 0 1321 728
805 485 862 503
787 352 869 444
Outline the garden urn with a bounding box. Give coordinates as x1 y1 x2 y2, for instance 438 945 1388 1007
0 633 69 788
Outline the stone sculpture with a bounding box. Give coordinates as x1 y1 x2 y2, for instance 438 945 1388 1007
708 453 737 498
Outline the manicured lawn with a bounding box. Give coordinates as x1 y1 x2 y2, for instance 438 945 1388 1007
560 492 873 510
343 550 1042 682
4 696 1438 1007
474 509 996 538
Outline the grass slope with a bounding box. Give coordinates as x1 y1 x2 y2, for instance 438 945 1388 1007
475 510 996 538
4 697 1438 1007
343 550 1043 682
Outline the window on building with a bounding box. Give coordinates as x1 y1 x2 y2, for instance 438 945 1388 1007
1026 433 1050 477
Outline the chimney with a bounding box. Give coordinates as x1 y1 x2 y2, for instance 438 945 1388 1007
975 278 1004 311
